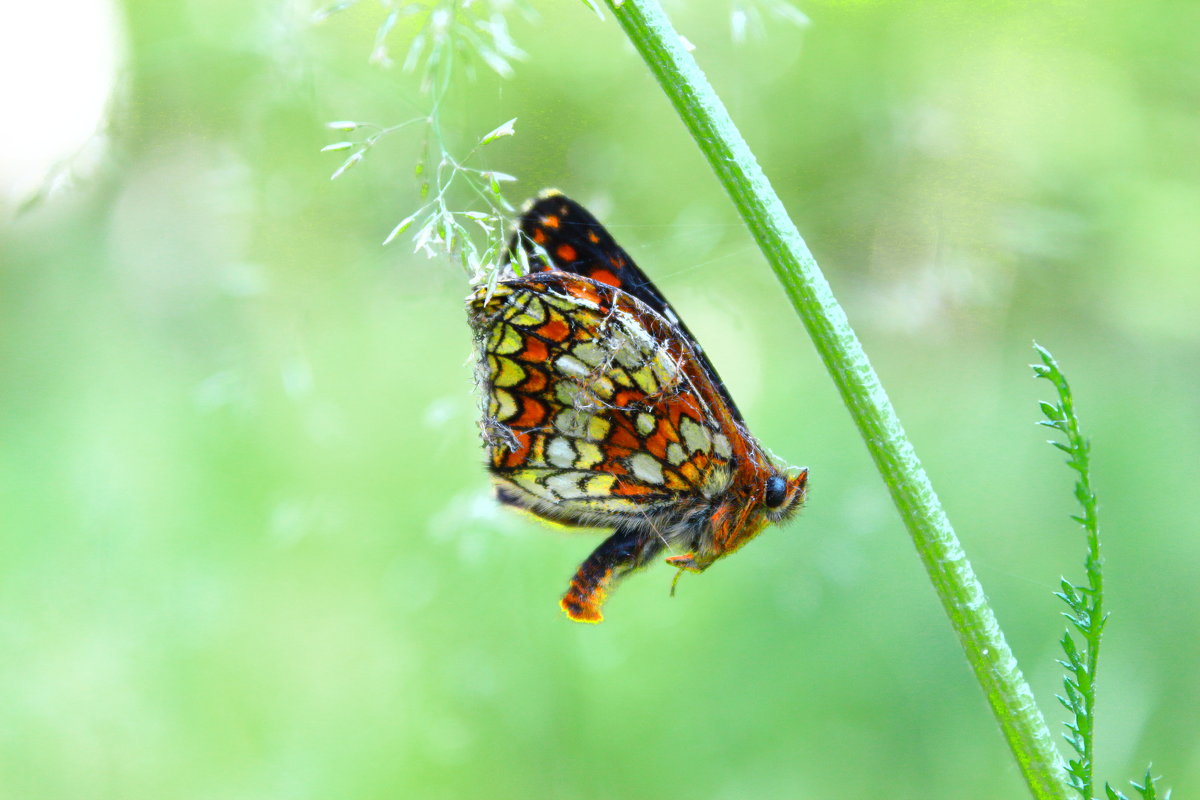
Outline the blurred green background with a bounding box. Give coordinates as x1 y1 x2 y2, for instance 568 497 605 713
2 1 1198 798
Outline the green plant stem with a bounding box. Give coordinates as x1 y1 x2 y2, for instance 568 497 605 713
1035 344 1104 799
604 2 1070 797
1054 352 1105 688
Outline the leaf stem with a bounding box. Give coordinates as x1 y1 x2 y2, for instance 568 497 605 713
604 2 1070 797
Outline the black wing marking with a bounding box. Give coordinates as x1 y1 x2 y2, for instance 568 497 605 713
506 191 746 425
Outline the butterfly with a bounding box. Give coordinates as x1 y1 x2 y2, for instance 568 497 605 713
467 191 808 622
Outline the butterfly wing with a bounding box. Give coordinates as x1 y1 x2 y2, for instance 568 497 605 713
508 191 746 426
468 271 742 530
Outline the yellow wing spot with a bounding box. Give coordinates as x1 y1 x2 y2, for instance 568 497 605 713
574 441 603 469
679 416 712 454
490 355 526 388
572 341 609 368
583 473 616 496
586 374 615 401
611 369 634 389
635 412 657 436
629 364 661 394
587 414 611 442
493 388 518 421
512 471 554 502
489 323 524 355
469 284 509 317
544 292 594 315
507 296 547 327
649 346 681 386
666 441 686 466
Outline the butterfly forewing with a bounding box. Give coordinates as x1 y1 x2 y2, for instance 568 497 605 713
510 192 745 425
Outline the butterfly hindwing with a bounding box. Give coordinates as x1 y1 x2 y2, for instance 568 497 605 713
468 272 740 529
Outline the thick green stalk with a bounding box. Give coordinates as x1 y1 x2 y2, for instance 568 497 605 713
604 2 1070 797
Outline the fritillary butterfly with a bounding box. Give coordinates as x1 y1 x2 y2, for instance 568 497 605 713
467 191 808 623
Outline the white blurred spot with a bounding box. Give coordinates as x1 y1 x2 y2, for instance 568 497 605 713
428 491 514 537
0 0 124 206
219 262 269 298
427 489 525 566
423 396 462 429
194 370 251 412
107 145 253 317
281 355 313 399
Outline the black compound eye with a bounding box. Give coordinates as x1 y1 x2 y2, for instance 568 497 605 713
764 475 788 509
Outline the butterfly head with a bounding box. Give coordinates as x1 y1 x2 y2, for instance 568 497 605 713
762 466 808 524
668 466 809 576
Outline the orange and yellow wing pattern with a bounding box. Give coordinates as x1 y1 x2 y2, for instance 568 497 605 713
469 272 738 526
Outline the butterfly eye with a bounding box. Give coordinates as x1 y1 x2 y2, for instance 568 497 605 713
764 475 788 509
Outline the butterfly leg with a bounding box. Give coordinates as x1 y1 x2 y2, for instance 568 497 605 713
561 525 664 623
